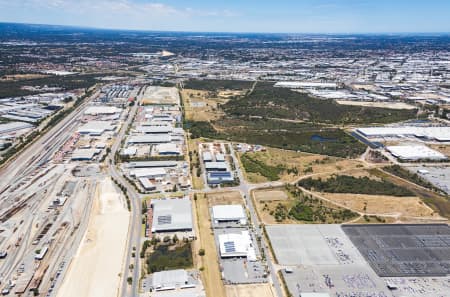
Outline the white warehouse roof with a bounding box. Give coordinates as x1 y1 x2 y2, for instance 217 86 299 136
357 126 450 142
130 168 166 178
0 121 34 135
386 145 447 161
84 106 121 115
212 205 246 225
151 198 193 233
275 81 337 89
77 121 115 135
127 134 171 144
151 269 189 291
218 231 256 261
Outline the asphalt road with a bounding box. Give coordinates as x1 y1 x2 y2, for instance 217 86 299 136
108 101 141 297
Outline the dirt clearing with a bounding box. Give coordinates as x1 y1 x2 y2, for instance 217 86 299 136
254 190 288 201
57 178 130 297
206 191 244 206
226 284 275 297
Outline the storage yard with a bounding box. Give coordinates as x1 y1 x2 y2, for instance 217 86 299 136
0 83 137 297
265 224 450 297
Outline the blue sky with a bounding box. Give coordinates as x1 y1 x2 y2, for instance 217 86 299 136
0 0 449 33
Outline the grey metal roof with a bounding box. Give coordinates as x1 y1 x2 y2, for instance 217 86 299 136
151 198 193 232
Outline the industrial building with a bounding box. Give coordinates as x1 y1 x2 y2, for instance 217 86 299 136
127 161 178 168
139 178 157 191
0 121 34 136
151 198 193 233
207 171 234 184
212 205 247 225
130 168 166 179
218 231 256 260
356 126 450 142
71 149 98 161
204 162 228 171
127 134 171 144
77 121 115 135
84 106 121 115
151 269 193 291
386 145 447 161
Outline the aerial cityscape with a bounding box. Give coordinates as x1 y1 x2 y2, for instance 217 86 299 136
0 1 450 297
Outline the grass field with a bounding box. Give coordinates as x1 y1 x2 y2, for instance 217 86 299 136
253 186 358 224
370 168 450 219
182 89 226 122
239 147 365 183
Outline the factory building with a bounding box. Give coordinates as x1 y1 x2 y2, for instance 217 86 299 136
151 198 193 233
84 106 121 115
207 171 234 184
151 269 194 291
130 168 166 179
218 231 256 261
212 205 247 225
0 121 34 136
204 162 228 171
127 134 171 144
139 178 157 191
386 145 447 161
71 149 98 161
77 121 115 136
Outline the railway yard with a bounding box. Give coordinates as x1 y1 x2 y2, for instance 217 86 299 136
0 83 137 296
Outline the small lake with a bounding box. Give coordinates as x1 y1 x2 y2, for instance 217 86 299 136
310 135 337 142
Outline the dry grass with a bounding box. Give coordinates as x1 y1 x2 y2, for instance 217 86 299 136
253 190 288 201
321 193 439 218
181 89 226 121
242 147 365 183
226 284 274 297
206 191 244 206
429 144 450 157
194 193 226 297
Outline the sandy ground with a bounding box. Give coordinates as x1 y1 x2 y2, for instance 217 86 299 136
226 284 275 297
57 178 130 297
254 190 288 201
206 191 244 206
336 100 417 110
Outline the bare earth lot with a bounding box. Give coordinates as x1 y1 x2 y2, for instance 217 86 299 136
57 178 130 297
253 190 288 201
207 191 244 206
226 284 274 297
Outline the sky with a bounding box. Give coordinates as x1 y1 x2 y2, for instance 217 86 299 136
0 0 449 33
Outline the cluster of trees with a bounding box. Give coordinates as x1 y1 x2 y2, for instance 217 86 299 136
384 165 441 192
183 79 253 91
240 153 284 181
299 175 414 196
146 243 193 273
184 121 217 139
222 82 418 124
111 178 131 211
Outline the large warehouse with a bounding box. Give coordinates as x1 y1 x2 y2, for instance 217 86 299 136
84 106 121 115
127 134 171 144
151 269 194 291
386 145 447 161
356 126 450 142
151 198 193 233
218 231 256 260
212 205 247 226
